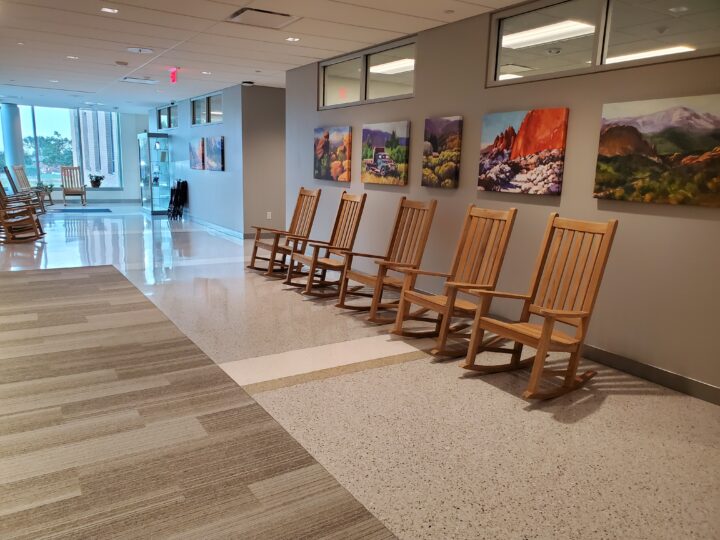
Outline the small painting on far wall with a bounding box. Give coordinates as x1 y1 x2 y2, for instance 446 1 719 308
189 138 204 170
361 121 410 185
594 94 720 207
204 136 225 171
478 108 569 195
314 126 351 182
422 116 463 189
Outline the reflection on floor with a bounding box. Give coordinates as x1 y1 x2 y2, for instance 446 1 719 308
1 206 718 539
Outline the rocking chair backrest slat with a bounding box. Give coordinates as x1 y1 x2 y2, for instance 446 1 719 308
12 165 32 191
5 166 20 193
450 206 517 287
528 215 618 327
287 187 321 239
386 198 437 265
329 191 366 251
61 167 84 190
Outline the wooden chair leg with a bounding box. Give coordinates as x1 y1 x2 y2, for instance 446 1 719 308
461 308 485 369
564 350 582 387
249 242 259 269
523 319 554 398
367 268 388 322
303 256 319 294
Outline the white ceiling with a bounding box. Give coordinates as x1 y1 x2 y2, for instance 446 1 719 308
0 0 522 113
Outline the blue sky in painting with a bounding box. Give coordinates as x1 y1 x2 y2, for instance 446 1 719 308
480 110 528 148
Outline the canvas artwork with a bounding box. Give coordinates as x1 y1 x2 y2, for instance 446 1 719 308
189 138 204 170
361 121 410 185
594 94 720 207
422 116 463 189
478 108 569 195
314 126 351 181
204 136 225 171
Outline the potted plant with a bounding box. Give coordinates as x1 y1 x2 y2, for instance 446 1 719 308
89 174 105 188
35 180 55 205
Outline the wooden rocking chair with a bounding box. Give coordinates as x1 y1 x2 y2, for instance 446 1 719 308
284 191 367 296
5 167 46 214
248 187 321 276
0 192 45 243
13 165 52 206
463 213 618 400
392 206 517 357
336 197 437 323
61 166 87 206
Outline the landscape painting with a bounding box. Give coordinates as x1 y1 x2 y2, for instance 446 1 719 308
189 138 204 170
594 94 720 207
422 116 463 189
314 126 351 182
478 108 569 195
204 136 224 171
361 121 410 185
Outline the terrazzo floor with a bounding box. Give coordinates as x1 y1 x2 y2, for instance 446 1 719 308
254 352 720 540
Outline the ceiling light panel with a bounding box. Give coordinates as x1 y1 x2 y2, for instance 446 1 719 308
605 45 695 64
502 20 596 49
369 58 415 74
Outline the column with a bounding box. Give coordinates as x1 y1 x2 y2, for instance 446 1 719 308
1 103 25 167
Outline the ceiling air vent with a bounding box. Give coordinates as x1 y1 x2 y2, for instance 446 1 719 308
226 7 299 29
121 76 158 85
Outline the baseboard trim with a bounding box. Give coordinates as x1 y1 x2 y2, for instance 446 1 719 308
582 344 720 406
185 214 245 242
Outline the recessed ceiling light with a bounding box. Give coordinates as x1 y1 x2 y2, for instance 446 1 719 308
17 42 24 45
606 45 695 64
668 6 689 13
369 58 415 75
502 20 595 49
66 55 79 60
201 71 212 75
49 79 59 83
84 101 95 105
285 37 300 42
101 7 119 14
498 74 523 80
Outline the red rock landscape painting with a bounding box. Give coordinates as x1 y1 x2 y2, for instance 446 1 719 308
478 108 569 195
594 94 720 207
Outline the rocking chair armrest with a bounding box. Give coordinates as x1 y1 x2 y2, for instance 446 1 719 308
391 268 451 278
376 260 415 269
339 251 386 260
251 225 289 235
537 308 590 319
445 281 493 291
306 240 331 248
465 289 531 300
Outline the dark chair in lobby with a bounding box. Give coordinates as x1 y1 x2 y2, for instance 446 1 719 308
336 197 437 323
462 213 618 400
61 166 87 206
391 206 517 357
284 191 366 296
248 187 321 276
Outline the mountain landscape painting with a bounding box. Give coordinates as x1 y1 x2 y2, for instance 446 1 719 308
314 126 351 182
478 108 569 195
361 121 410 185
422 116 463 189
594 94 720 207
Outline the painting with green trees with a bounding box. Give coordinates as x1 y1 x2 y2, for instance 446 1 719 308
422 116 462 188
361 121 410 185
594 94 720 207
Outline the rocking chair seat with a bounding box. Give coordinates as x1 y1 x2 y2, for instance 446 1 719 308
255 240 292 255
292 251 345 269
404 290 478 312
346 267 404 288
479 316 579 351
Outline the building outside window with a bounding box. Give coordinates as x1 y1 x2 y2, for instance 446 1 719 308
0 104 122 188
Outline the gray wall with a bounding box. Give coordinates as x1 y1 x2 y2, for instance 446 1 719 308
285 15 720 387
242 85 286 232
149 85 244 233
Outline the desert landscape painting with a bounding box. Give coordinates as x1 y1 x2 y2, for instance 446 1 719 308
422 116 463 189
478 108 569 195
361 121 410 185
314 126 351 182
594 94 720 207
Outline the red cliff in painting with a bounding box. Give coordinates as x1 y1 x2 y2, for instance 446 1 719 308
510 108 569 160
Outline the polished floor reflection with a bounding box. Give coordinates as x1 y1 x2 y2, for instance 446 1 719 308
0 206 393 377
